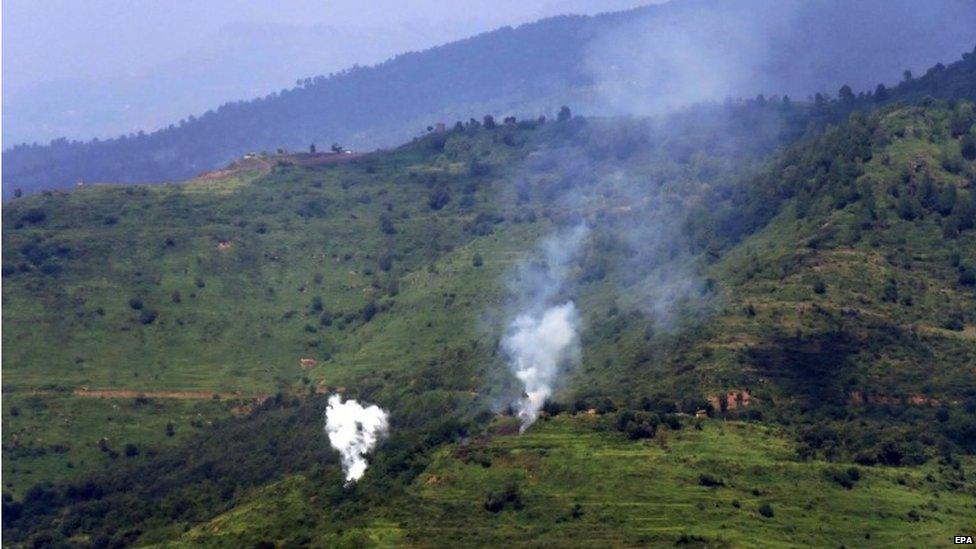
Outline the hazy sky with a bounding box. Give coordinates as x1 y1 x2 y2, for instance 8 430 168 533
2 0 660 143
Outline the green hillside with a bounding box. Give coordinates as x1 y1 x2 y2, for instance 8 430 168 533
3 97 976 546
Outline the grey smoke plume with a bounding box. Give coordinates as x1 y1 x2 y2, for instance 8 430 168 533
324 394 390 483
503 225 587 431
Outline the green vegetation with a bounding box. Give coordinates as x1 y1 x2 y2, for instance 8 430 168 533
4 89 976 545
96 415 976 547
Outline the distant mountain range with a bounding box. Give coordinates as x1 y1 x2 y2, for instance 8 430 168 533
3 0 975 197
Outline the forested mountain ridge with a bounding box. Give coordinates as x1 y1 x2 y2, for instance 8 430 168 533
4 0 975 198
4 63 976 545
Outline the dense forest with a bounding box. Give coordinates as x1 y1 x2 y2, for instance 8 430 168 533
4 0 975 198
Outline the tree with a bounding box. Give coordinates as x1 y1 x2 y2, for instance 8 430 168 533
960 267 976 287
20 208 46 224
428 186 450 210
961 134 976 161
557 105 572 122
309 143 316 153
331 143 343 153
483 115 496 129
379 214 397 235
361 301 378 322
903 69 913 82
874 84 889 102
936 185 958 215
13 188 22 198
897 194 919 220
882 278 899 303
838 85 855 104
949 104 974 137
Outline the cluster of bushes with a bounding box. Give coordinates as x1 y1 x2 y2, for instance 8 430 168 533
483 483 523 513
826 466 861 489
794 402 976 465
687 99 976 257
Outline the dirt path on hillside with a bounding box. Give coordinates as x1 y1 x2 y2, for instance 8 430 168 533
20 388 265 400
72 388 262 399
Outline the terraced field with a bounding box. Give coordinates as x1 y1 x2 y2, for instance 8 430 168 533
178 415 976 547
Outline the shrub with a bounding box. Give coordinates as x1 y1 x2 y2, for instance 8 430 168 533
698 474 725 487
942 311 965 331
962 134 976 161
484 483 523 513
813 279 827 294
39 263 63 276
428 186 451 210
139 310 157 325
472 253 483 267
541 399 563 416
615 410 659 440
20 208 46 224
571 503 584 519
124 444 139 457
881 278 899 302
379 214 396 235
828 467 860 489
959 267 976 286
758 502 774 518
361 302 378 322
128 298 144 310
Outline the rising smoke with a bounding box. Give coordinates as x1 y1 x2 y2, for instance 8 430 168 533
502 225 588 431
324 394 390 483
505 302 581 431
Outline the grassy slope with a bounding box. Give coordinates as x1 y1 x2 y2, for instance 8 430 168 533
155 104 976 547
176 415 976 548
3 102 976 545
3 119 595 497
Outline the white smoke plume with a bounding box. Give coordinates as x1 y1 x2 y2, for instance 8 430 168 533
503 225 588 432
504 302 580 431
324 394 389 483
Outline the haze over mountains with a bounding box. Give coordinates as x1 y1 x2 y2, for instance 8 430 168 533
4 0 975 198
4 1 976 545
2 0 653 146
